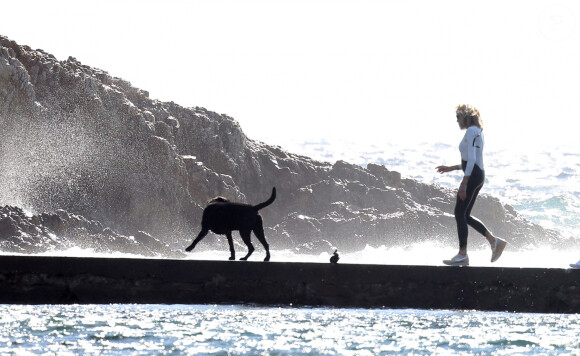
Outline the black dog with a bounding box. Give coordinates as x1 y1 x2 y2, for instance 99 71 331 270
185 187 276 261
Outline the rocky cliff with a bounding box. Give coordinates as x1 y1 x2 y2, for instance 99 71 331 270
0 35 567 257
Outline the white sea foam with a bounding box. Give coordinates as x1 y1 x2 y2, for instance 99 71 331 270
181 243 578 269
0 247 162 260
3 243 576 269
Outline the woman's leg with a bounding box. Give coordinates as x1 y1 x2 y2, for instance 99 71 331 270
454 165 487 250
454 196 470 250
451 165 506 263
465 189 488 236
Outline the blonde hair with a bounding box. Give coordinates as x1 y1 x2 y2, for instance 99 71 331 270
456 104 483 129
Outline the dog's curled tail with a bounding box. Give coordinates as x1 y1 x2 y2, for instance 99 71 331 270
253 187 276 211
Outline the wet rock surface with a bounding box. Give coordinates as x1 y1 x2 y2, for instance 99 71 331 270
0 35 569 256
0 206 181 257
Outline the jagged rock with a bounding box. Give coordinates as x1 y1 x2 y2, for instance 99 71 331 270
0 35 569 256
0 205 182 257
0 215 19 237
366 163 402 187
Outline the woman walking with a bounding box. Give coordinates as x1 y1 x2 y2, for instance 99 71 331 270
436 104 507 266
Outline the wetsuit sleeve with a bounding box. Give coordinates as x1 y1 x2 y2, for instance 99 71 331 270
464 128 477 177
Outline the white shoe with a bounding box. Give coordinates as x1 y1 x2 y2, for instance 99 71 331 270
570 260 580 269
491 237 507 262
443 253 469 266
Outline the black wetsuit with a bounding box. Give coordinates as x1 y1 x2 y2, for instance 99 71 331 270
455 160 489 248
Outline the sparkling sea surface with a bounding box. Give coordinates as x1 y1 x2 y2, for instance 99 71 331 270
1 304 579 355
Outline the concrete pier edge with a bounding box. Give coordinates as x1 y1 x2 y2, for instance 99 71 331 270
1 256 578 313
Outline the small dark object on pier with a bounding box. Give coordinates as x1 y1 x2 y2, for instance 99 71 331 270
330 249 339 264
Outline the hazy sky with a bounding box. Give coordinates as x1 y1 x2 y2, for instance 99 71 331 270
2 0 579 151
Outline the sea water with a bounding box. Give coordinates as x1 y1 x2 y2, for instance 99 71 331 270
2 141 579 354
1 305 579 355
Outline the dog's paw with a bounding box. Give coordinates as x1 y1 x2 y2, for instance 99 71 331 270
229 256 235 261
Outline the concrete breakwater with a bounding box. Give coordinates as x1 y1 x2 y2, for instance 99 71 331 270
0 256 578 313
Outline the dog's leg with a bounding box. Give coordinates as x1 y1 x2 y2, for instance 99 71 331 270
239 229 254 261
185 228 208 252
226 231 235 261
253 223 270 262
